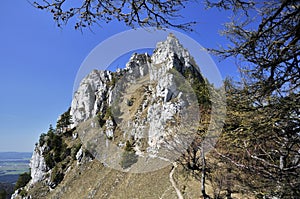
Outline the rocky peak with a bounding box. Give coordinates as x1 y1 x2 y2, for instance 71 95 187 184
124 53 151 81
69 34 201 128
69 34 202 172
125 52 150 70
154 33 184 56
152 34 197 69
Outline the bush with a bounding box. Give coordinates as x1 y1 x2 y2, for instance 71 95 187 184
124 140 133 152
71 143 82 160
44 153 55 169
56 107 73 132
39 133 46 146
14 172 31 191
42 125 69 169
0 189 7 199
19 189 28 197
126 98 134 106
61 146 71 160
98 106 114 127
51 166 64 185
120 140 138 169
120 151 138 169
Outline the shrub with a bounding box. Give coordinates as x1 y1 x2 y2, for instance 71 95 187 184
0 189 7 199
61 146 70 160
124 140 133 152
42 125 69 169
14 172 31 191
120 151 138 169
51 166 64 185
120 140 138 169
44 153 55 169
71 143 82 160
56 107 73 132
126 98 134 106
19 189 28 197
39 133 46 146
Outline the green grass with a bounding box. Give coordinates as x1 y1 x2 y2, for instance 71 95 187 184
0 161 30 176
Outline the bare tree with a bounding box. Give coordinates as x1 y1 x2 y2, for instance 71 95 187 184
203 0 300 197
31 0 196 31
214 78 300 198
207 0 300 96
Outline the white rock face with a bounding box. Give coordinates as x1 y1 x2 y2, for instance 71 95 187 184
144 35 199 152
30 145 48 184
10 190 19 199
104 119 115 138
70 70 113 128
70 34 201 160
152 33 197 71
76 147 83 164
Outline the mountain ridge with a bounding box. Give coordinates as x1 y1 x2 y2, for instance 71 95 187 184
11 34 242 199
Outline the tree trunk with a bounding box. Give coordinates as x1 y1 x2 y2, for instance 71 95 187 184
201 148 210 199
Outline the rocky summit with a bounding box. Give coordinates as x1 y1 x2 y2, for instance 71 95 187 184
70 33 202 174
11 35 223 199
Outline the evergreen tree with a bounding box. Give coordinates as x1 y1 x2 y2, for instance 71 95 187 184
56 107 73 133
15 172 31 191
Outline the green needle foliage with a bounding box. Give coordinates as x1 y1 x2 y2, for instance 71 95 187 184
15 172 31 191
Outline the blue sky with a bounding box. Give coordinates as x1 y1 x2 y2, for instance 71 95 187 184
0 1 237 152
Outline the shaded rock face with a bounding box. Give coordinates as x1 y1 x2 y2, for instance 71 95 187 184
70 34 202 171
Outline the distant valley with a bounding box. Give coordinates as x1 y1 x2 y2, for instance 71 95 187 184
0 152 31 184
0 152 31 198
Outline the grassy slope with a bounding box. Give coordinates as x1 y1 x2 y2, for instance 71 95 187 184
28 158 201 199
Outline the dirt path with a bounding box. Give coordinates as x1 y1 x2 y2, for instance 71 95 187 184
169 162 183 199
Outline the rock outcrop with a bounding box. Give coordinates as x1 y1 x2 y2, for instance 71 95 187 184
29 145 48 184
70 70 113 128
69 34 202 173
13 34 207 199
70 34 201 126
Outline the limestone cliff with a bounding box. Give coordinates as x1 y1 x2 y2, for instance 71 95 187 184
12 34 210 199
29 145 48 185
69 34 202 173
